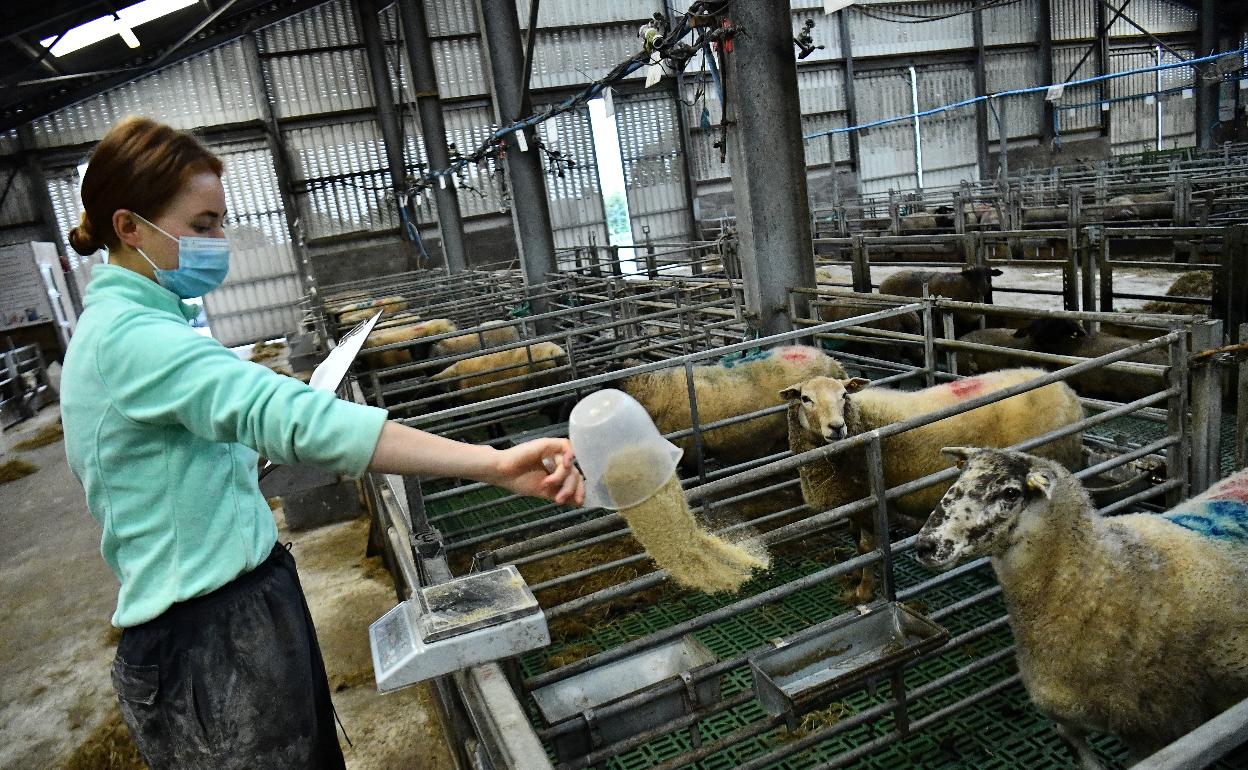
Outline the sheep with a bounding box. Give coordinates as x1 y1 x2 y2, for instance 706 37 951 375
429 341 569 403
429 321 522 359
960 318 1168 403
361 318 458 369
1105 191 1173 222
781 369 1083 603
334 295 409 326
816 300 922 365
618 345 846 469
915 449 1248 768
878 266 1003 335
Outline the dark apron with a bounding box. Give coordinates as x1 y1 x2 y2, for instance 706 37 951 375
111 542 347 770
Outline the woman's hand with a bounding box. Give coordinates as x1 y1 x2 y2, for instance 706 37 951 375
489 438 584 506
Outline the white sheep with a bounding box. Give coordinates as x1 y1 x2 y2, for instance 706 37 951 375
429 321 521 359
781 369 1083 603
618 345 846 468
429 341 568 403
916 450 1248 769
361 318 457 369
335 295 409 326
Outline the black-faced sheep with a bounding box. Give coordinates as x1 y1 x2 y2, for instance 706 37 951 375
959 318 1168 403
619 345 846 469
429 341 569 403
781 369 1083 603
878 267 1003 335
916 449 1248 768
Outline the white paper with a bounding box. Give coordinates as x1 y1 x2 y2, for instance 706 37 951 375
823 0 855 13
645 63 663 88
603 87 615 117
516 129 529 152
544 118 559 145
438 175 447 189
1100 101 1110 112
1045 84 1065 102
1144 95 1155 105
1182 88 1194 99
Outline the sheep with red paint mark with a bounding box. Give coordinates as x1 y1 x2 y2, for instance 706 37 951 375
916 453 1248 768
618 345 846 468
781 368 1083 603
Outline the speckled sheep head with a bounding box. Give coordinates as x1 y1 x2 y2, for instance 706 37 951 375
779 376 870 442
914 447 1057 570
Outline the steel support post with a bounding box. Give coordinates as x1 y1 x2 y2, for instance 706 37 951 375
355 0 419 270
242 33 320 313
723 0 816 336
477 0 558 326
1095 0 1111 137
837 8 862 177
1038 0 1056 145
1195 0 1220 150
398 0 468 272
971 1 991 179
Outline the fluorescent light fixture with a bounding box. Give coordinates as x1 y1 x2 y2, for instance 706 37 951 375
40 0 197 58
118 22 141 49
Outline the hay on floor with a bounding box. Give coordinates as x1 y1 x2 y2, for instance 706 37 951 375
0 458 38 484
62 707 146 770
12 421 64 451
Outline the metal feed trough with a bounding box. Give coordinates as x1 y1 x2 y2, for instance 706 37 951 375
357 274 1242 769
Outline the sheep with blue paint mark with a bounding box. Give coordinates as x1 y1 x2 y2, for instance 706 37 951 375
916 451 1248 769
618 345 846 468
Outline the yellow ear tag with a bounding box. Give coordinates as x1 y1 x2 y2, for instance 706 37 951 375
956 459 967 469
1025 472 1047 492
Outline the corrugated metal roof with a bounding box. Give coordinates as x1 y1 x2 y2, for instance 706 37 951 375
259 0 359 52
516 0 660 28
264 48 375 119
28 40 259 148
849 3 973 58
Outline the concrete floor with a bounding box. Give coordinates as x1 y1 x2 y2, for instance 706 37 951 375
0 405 452 769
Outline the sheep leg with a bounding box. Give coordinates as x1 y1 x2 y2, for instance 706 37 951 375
1055 722 1107 770
852 523 876 605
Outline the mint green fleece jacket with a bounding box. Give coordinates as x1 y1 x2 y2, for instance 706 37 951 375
61 265 388 627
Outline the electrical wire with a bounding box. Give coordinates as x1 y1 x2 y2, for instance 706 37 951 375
851 0 1021 24
802 45 1247 142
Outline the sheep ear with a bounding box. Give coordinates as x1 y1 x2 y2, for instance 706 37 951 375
844 377 870 393
941 446 975 468
990 268 1003 276
779 385 802 401
1025 469 1054 498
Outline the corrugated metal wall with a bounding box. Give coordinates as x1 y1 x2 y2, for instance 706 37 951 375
1108 46 1196 154
201 142 302 346
535 105 609 251
616 92 693 242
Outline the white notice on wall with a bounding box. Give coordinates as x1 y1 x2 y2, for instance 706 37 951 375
1045 84 1065 102
516 129 529 152
0 244 55 331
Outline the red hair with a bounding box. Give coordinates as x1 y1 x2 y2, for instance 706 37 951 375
69 116 223 256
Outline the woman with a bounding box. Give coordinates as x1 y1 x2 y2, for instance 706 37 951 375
60 116 584 769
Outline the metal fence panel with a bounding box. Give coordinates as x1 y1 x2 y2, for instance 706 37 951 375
616 93 692 242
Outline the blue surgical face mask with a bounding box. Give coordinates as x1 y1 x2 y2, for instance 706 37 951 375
133 213 230 299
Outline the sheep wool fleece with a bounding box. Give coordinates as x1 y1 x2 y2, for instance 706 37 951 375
61 264 389 627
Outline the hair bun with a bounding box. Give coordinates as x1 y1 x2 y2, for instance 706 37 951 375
68 213 101 256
